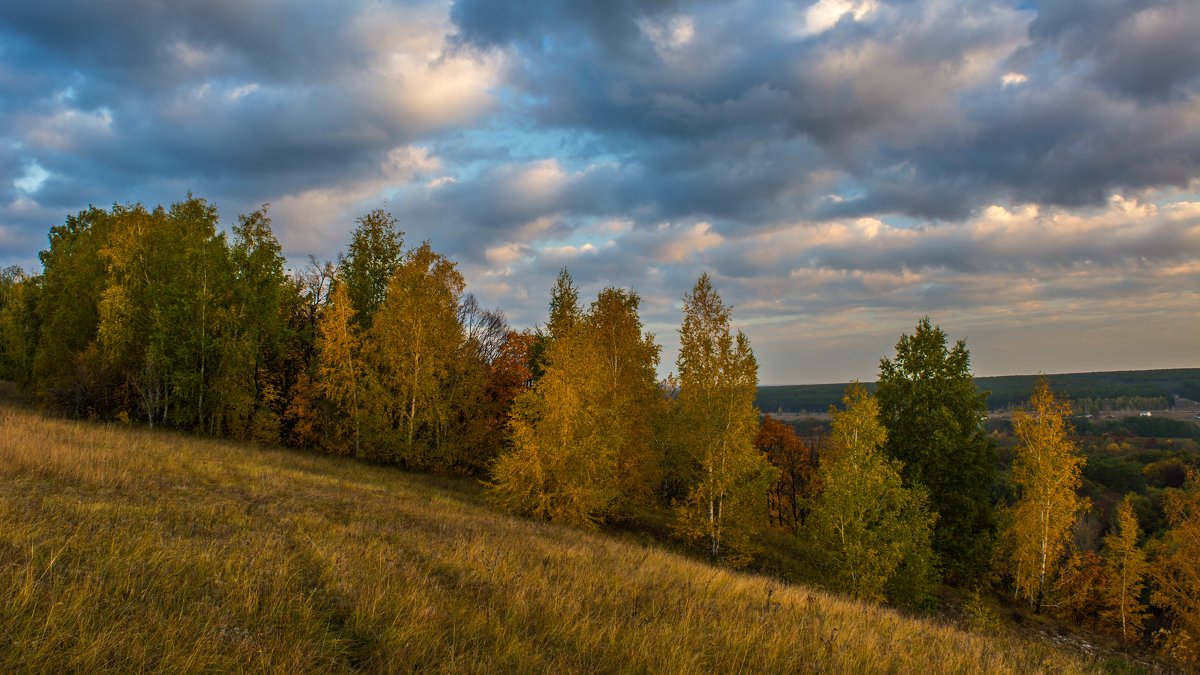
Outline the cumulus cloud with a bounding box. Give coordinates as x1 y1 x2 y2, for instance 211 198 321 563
0 0 1196 380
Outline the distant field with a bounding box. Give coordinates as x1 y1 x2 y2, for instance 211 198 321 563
0 400 1090 673
757 368 1200 414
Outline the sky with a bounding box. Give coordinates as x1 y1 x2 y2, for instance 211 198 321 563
1 0 1197 384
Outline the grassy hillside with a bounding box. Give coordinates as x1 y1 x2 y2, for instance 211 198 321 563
0 401 1090 673
757 368 1200 413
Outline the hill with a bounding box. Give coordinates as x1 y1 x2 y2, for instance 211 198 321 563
757 367 1200 414
0 401 1089 672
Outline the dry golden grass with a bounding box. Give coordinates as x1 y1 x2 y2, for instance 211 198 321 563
0 401 1095 673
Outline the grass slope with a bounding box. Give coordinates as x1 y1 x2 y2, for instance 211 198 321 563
0 402 1088 673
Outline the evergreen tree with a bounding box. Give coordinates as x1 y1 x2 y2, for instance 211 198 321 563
876 317 995 581
528 267 580 380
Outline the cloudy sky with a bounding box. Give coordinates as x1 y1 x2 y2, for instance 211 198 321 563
1 0 1197 383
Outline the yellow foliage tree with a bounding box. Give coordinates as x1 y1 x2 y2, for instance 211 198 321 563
1100 494 1148 644
1150 471 1200 665
587 288 664 512
315 283 363 456
489 326 616 527
1004 377 1089 614
669 274 776 567
489 286 662 527
365 242 465 467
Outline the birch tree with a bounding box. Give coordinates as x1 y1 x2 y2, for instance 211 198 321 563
489 286 661 526
1150 471 1200 665
365 242 465 466
1100 495 1147 643
1004 377 1088 614
670 274 776 566
803 383 936 605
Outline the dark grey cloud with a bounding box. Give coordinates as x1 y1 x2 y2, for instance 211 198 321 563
449 0 1200 222
1027 0 1200 100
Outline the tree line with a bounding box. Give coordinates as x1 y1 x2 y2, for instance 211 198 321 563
0 196 1196 665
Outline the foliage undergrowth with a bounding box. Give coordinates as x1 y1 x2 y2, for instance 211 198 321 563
0 401 1093 673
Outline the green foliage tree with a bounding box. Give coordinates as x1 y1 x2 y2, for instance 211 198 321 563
211 206 290 442
669 274 777 567
91 197 230 429
340 209 403 331
0 267 38 386
1002 377 1088 614
33 207 113 412
803 383 936 606
876 317 995 581
1100 495 1147 644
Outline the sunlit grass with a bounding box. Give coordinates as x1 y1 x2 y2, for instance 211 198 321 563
0 401 1091 672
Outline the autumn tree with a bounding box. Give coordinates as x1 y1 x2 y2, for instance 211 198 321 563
364 242 466 467
587 288 664 511
490 308 616 527
281 257 338 448
803 383 937 606
756 415 815 532
460 327 534 474
1150 470 1200 665
315 283 364 456
528 267 580 380
1054 550 1110 628
490 286 662 526
1003 378 1088 614
1100 495 1148 644
669 274 777 566
876 317 996 581
439 294 512 473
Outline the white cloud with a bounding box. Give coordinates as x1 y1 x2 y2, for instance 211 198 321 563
13 162 49 193
796 0 878 37
1001 71 1028 87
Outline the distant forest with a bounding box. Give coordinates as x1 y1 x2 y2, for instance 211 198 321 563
757 368 1200 414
